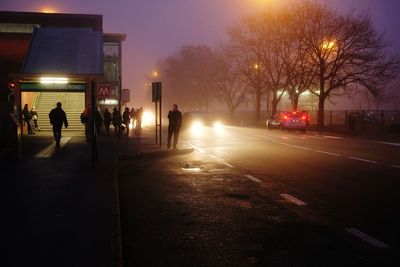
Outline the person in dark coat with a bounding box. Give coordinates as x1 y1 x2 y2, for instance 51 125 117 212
112 107 122 137
103 108 112 135
22 104 34 134
49 102 68 146
136 107 143 129
122 107 131 136
82 104 102 142
167 104 182 150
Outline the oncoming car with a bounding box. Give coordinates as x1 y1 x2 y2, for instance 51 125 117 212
182 111 224 135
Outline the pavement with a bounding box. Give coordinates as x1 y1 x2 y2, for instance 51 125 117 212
2 125 399 266
2 127 159 267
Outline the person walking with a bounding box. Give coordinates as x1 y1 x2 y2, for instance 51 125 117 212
81 103 102 142
22 104 34 134
112 107 122 138
30 106 40 131
136 107 143 129
49 102 68 146
167 104 182 150
130 107 136 128
122 107 131 136
103 108 112 135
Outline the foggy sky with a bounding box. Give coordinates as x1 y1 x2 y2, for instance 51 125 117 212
1 0 399 107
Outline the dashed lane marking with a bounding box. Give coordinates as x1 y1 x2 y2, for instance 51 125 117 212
34 137 71 158
280 193 307 206
244 174 262 183
305 135 327 140
345 228 389 248
317 150 341 156
222 162 234 168
190 144 205 153
374 141 400 147
348 157 377 164
272 141 311 151
322 135 344 140
390 165 400 169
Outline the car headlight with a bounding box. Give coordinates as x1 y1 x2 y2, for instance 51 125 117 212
191 120 204 134
213 121 224 134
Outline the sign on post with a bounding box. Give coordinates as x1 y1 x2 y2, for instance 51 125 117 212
152 82 161 102
97 84 111 98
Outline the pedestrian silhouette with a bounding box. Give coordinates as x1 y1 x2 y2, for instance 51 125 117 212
22 104 34 134
136 107 143 129
122 107 131 136
30 106 40 131
167 104 182 150
49 102 68 146
103 108 112 135
112 107 122 138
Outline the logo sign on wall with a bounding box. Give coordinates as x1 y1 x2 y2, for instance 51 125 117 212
97 85 111 98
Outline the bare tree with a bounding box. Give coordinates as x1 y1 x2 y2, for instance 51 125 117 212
159 45 220 111
292 2 399 128
213 51 248 119
227 17 269 121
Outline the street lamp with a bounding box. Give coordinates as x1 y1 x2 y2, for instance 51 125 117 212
322 40 336 50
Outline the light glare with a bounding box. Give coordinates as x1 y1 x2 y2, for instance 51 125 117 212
40 77 68 84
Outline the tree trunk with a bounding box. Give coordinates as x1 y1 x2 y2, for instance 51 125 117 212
271 93 279 118
317 95 325 128
255 91 262 121
293 96 299 111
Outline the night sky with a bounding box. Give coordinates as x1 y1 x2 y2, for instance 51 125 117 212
1 0 399 106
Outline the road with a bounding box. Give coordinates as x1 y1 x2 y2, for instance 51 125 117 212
118 125 400 266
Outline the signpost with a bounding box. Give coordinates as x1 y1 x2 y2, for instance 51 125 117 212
152 82 162 147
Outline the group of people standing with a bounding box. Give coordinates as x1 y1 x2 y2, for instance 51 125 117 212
81 105 144 140
22 104 40 134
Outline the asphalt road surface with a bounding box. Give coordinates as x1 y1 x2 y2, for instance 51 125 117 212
118 126 400 266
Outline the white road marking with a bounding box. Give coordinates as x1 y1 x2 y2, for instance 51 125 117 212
348 157 377 164
322 135 344 140
374 141 400 147
244 174 262 183
272 141 311 151
317 150 341 156
305 135 327 140
280 193 307 206
34 137 71 158
209 154 219 159
390 165 400 169
190 144 205 153
345 228 389 248
222 162 234 168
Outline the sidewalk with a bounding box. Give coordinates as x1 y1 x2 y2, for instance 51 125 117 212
2 127 157 267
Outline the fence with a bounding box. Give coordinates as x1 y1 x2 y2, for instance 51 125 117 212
213 109 400 133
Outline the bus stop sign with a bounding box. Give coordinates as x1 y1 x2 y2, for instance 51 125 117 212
152 82 161 102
